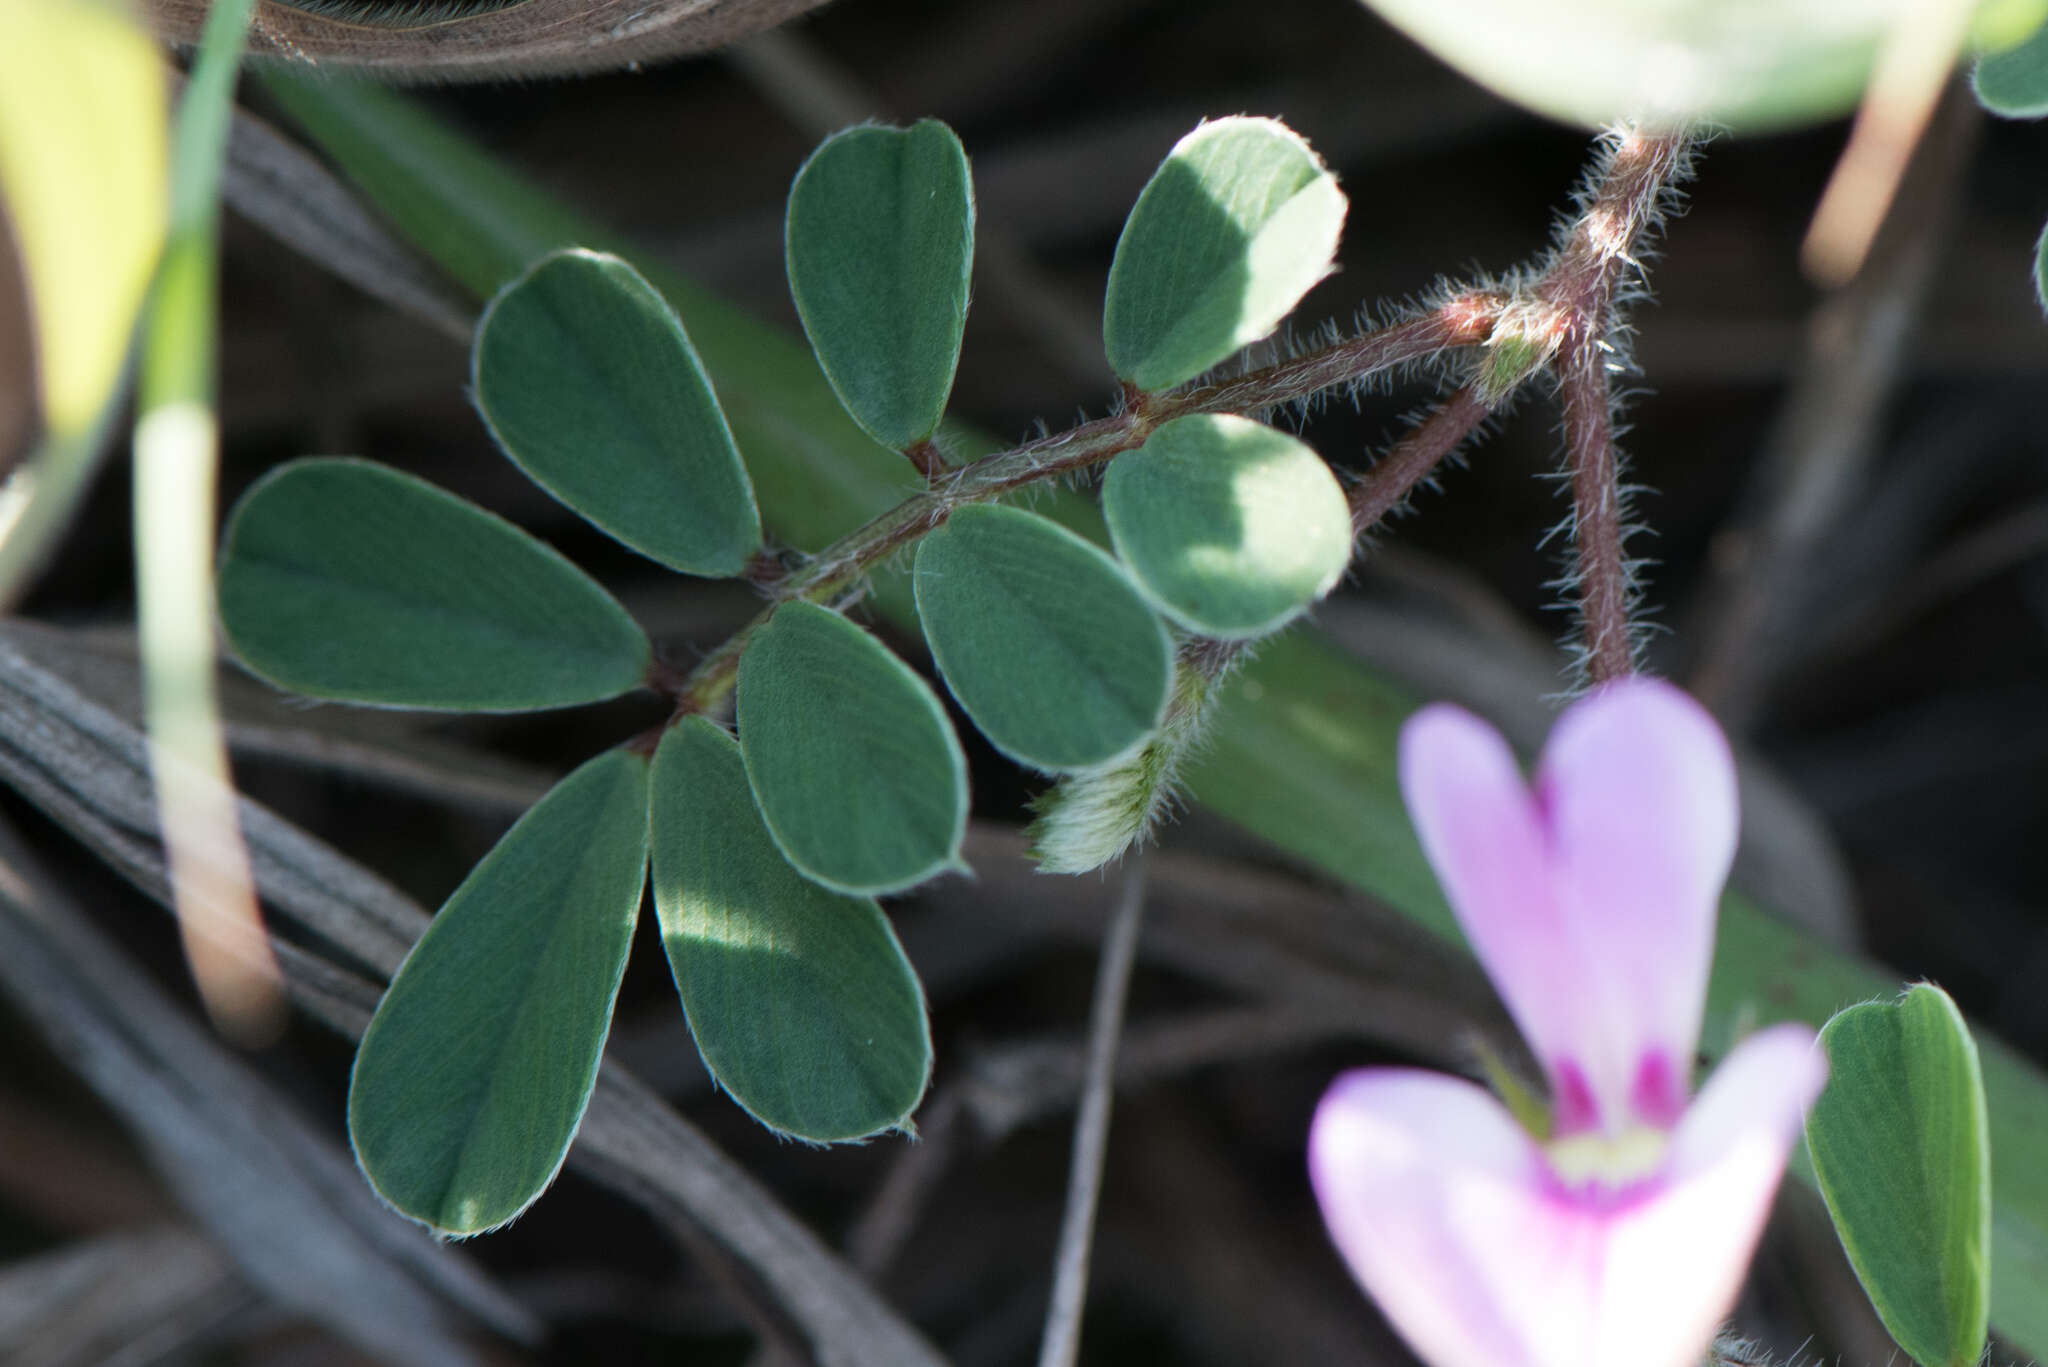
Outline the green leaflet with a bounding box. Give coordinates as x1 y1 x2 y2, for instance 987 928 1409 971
264 82 2048 1356
738 601 968 896
1103 414 1352 639
1103 117 1345 393
217 458 650 712
348 749 649 1235
786 121 975 453
1806 985 1992 1367
473 249 761 577
650 719 930 1141
1974 5 2048 116
915 504 1170 771
2035 221 2048 316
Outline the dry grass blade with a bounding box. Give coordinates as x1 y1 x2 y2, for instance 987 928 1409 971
147 0 833 81
0 1227 251 1367
0 629 954 1367
11 621 553 816
0 819 536 1366
223 104 474 342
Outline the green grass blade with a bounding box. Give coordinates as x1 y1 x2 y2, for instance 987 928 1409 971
133 0 282 1041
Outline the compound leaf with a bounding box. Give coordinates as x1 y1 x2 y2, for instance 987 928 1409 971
1104 118 1344 393
737 601 967 896
1103 414 1351 638
218 458 650 711
786 121 974 452
473 248 761 577
650 718 930 1140
348 748 649 1236
915 504 1170 771
1806 984 1992 1367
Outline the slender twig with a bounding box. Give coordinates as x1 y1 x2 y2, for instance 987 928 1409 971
1036 857 1147 1367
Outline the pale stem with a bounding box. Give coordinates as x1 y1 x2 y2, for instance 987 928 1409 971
1036 857 1147 1367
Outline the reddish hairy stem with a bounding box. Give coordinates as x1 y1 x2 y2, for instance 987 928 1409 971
1349 385 1493 538
1538 130 1692 684
662 297 1504 716
1558 346 1631 684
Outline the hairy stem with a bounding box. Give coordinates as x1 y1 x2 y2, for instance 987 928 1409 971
1348 385 1494 537
1539 129 1694 684
673 298 1502 713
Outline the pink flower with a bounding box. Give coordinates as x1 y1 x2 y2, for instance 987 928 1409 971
1308 679 1828 1367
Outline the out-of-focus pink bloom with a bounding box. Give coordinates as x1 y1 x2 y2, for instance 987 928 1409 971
1309 679 1828 1367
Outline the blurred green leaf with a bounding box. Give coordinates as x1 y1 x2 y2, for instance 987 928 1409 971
1358 0 2041 131
1104 414 1351 638
785 121 974 453
218 458 649 711
0 0 168 606
474 249 761 576
266 83 2048 1357
0 0 165 437
1806 985 1991 1367
1103 117 1345 393
738 601 967 895
1974 9 2048 115
914 504 1170 771
349 749 649 1235
650 718 930 1140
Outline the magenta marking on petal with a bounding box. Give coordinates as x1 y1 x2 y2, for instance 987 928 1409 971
1535 1161 1670 1216
1631 1049 1687 1128
1551 1058 1600 1135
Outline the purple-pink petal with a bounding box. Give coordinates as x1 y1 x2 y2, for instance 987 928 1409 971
1537 678 1738 1130
1309 1048 1821 1367
1399 706 1584 1108
1667 1023 1828 1186
1398 679 1738 1133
